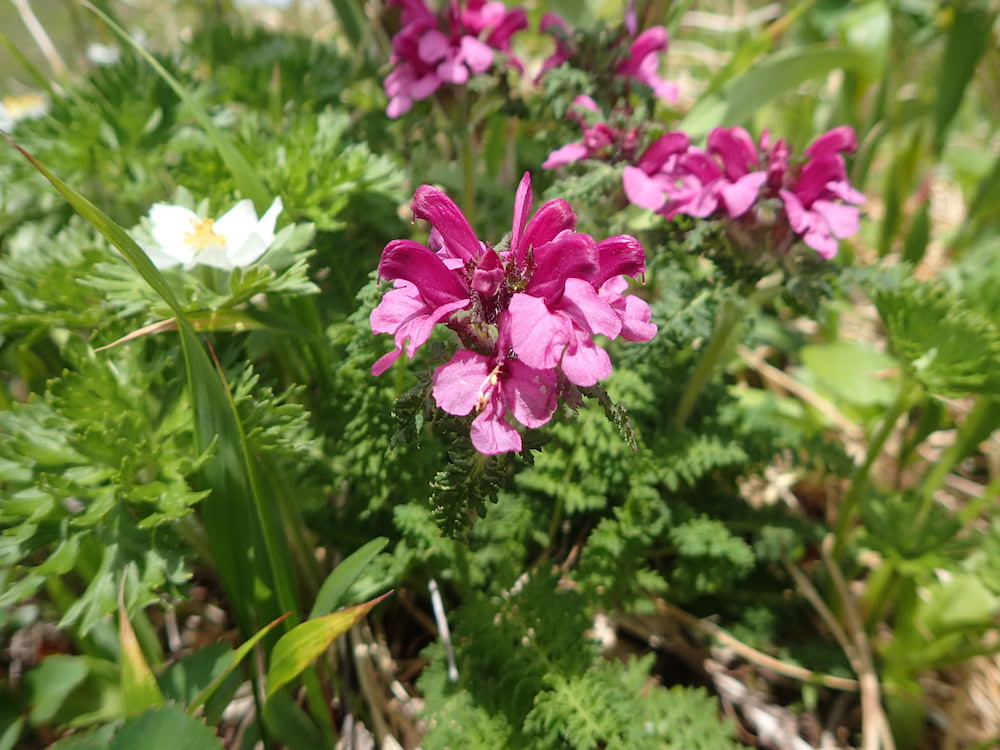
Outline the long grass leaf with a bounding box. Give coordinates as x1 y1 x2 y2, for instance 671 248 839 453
681 45 868 138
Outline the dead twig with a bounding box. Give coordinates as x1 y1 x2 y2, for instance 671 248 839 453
653 597 859 692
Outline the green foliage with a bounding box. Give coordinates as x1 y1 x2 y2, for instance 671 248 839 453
0 344 201 632
873 276 1000 397
418 570 745 750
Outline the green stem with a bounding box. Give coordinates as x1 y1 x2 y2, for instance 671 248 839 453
673 296 743 428
832 378 920 560
460 128 476 221
915 395 1000 529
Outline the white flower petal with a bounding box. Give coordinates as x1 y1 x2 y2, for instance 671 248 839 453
149 204 199 263
228 233 267 268
187 245 234 271
141 242 183 269
229 197 282 267
214 199 258 255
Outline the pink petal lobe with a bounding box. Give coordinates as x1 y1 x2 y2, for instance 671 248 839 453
804 126 856 157
460 36 494 73
811 200 860 239
623 166 667 211
378 239 469 307
619 295 657 342
560 332 612 387
524 233 599 302
507 294 570 370
371 348 403 376
779 189 810 233
558 278 622 339
637 132 689 173
595 234 645 285
411 186 481 262
370 282 424 334
432 349 492 416
510 172 533 253
503 360 558 428
719 171 767 217
542 142 588 169
518 200 576 264
470 398 521 454
804 228 838 259
418 30 450 64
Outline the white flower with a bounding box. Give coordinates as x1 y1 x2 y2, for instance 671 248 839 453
142 197 283 271
86 42 121 66
0 92 49 132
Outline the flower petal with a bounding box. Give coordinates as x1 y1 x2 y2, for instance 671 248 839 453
560 331 611 387
719 171 766 217
623 166 667 211
517 199 576 265
148 204 199 262
542 142 589 169
470 397 521 454
557 278 622 339
619 295 657 342
460 35 494 73
595 234 645 285
378 239 470 307
524 232 598 302
509 171 532 254
370 282 425 335
811 200 860 239
418 29 450 64
507 294 570 370
637 131 689 174
411 185 481 262
503 360 557 428
432 349 492 416
804 126 856 157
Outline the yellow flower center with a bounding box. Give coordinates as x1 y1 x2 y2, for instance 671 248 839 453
2 92 46 119
183 217 225 252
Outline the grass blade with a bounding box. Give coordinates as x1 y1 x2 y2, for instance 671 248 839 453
309 537 388 619
119 581 164 715
266 592 391 701
681 45 868 138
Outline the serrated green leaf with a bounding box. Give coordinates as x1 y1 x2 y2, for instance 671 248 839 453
309 537 388 619
111 704 223 750
265 592 390 700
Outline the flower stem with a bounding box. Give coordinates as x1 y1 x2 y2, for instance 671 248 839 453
673 296 744 429
831 378 919 561
460 127 476 220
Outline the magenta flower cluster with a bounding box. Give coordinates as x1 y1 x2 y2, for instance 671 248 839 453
542 95 640 170
370 174 656 454
384 0 527 118
540 16 678 104
623 125 865 258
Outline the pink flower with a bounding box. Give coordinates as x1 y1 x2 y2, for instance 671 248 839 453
384 0 527 118
616 26 678 104
539 17 677 104
622 125 865 258
432 323 557 454
371 173 656 453
778 127 864 258
543 97 642 170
